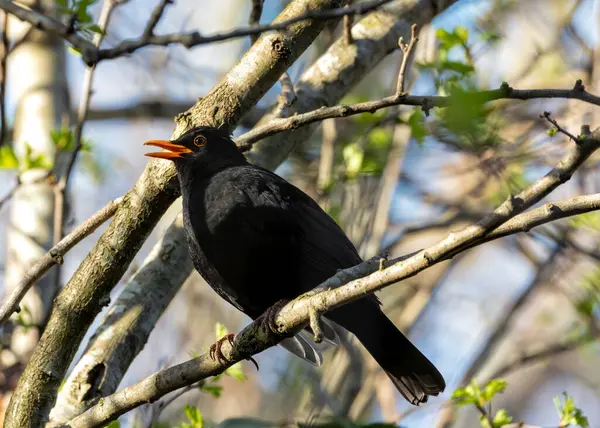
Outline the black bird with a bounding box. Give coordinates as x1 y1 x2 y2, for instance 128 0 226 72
144 126 445 405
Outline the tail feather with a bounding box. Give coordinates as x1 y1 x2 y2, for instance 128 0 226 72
327 301 446 405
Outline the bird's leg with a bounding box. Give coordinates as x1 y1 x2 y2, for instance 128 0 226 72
209 333 235 364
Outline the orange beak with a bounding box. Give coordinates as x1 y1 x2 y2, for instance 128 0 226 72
143 140 192 160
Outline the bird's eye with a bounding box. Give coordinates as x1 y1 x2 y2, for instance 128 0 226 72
193 135 207 147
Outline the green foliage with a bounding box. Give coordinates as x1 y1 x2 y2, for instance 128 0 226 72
569 212 600 231
547 128 558 137
217 418 276 428
452 379 511 428
14 304 35 331
554 393 589 427
407 109 426 145
104 421 120 428
0 145 18 169
56 0 105 39
177 405 204 428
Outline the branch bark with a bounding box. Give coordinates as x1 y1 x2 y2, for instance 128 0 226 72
65 130 600 427
3 1 347 426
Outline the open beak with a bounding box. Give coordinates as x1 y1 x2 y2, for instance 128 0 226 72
143 140 192 160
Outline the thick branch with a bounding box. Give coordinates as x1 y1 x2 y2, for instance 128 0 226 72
4 1 346 426
0 198 121 324
66 131 600 427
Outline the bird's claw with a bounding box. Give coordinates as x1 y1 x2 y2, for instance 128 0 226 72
259 299 291 337
209 333 235 365
208 333 261 371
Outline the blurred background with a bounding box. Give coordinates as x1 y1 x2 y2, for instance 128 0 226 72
0 0 599 427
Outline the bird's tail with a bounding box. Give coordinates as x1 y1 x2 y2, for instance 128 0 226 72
328 301 446 405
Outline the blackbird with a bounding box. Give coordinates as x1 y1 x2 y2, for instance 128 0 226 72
144 126 445 405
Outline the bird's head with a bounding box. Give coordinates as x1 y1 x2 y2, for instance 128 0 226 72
144 126 246 174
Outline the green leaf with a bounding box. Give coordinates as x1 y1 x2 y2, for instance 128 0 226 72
555 392 589 427
455 26 469 44
183 405 204 428
86 24 105 35
200 384 223 398
0 145 19 169
436 28 464 50
217 418 276 428
367 128 392 149
51 127 75 151
342 143 364 179
224 362 247 382
215 322 229 340
104 421 120 428
21 143 52 171
482 379 507 401
492 409 512 427
68 45 83 57
408 109 426 145
56 0 69 8
440 60 475 75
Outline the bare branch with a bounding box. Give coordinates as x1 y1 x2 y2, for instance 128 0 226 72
0 177 18 211
395 23 418 95
237 82 600 150
0 10 8 146
343 6 353 44
248 0 265 45
65 130 600 428
54 0 119 247
541 110 580 143
143 0 173 39
0 198 122 324
96 0 393 62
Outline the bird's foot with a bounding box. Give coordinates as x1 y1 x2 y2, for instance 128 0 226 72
208 333 260 371
209 333 235 365
259 299 291 337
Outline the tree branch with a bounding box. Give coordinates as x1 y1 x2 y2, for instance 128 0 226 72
0 0 393 65
65 129 600 428
95 0 393 62
0 197 122 324
237 82 600 150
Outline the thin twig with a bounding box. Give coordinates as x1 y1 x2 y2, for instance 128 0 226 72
54 0 120 247
248 0 265 45
236 82 600 150
343 6 353 44
0 177 19 211
273 72 296 117
0 10 8 147
143 0 173 39
395 23 418 95
97 0 393 61
541 111 580 143
65 129 600 428
0 197 122 324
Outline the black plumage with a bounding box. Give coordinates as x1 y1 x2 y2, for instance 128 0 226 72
144 126 445 405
